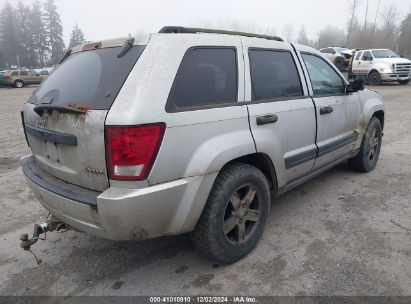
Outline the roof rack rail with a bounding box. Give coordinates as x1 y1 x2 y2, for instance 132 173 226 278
159 26 284 42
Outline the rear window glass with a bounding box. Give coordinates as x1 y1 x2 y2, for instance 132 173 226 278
249 50 303 100
30 46 145 110
167 48 237 110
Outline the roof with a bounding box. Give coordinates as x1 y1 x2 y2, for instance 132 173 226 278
158 26 284 42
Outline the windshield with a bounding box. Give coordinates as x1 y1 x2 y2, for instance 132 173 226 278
372 50 400 58
29 46 145 110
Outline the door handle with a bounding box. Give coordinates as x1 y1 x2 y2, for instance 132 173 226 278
256 114 278 125
320 106 334 115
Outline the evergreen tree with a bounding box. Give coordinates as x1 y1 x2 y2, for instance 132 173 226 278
0 1 19 67
30 1 49 67
68 23 86 48
16 1 36 67
297 26 309 45
43 0 65 65
398 10 411 57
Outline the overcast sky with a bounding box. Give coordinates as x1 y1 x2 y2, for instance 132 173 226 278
2 0 411 44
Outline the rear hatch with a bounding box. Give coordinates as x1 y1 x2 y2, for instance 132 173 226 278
23 43 145 191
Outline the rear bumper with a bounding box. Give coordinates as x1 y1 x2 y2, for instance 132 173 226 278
22 155 217 241
381 73 411 81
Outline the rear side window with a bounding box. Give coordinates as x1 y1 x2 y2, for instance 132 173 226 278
167 48 237 110
355 52 362 60
20 71 29 76
249 50 303 101
31 46 145 110
11 71 18 76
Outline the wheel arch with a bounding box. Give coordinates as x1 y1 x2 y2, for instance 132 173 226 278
222 152 278 195
367 69 380 77
372 110 385 129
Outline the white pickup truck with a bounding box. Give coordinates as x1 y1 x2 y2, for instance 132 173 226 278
349 49 411 85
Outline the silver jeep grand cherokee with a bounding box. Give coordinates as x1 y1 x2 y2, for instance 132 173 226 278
21 27 385 264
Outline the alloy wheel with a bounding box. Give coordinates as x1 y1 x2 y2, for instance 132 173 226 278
367 128 380 161
223 185 260 245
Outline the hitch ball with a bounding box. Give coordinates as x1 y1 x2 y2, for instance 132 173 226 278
20 233 30 251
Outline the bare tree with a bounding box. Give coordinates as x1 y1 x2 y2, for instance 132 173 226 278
398 9 411 58
371 0 382 37
346 0 360 45
379 5 400 51
363 0 369 30
316 26 346 48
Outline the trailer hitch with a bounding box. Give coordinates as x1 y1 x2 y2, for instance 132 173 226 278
20 215 69 265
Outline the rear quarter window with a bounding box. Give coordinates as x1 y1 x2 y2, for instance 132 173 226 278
167 47 238 111
11 71 18 76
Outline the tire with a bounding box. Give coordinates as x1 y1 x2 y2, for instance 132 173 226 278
13 80 24 88
192 163 270 264
367 71 381 86
334 56 346 69
398 80 410 85
348 117 382 172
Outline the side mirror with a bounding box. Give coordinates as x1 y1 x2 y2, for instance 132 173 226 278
354 79 365 90
346 79 365 94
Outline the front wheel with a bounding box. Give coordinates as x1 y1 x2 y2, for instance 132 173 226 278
192 163 270 264
348 117 382 172
367 71 382 86
398 80 410 85
13 80 24 88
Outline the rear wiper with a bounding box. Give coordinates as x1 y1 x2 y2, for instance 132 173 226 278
33 104 88 116
117 37 135 58
59 49 72 64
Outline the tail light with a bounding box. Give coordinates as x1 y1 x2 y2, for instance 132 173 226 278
105 124 165 181
5 76 11 81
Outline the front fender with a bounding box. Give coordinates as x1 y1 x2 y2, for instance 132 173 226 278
367 63 392 75
359 89 385 128
355 89 385 149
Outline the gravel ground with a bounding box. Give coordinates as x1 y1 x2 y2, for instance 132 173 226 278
0 84 410 296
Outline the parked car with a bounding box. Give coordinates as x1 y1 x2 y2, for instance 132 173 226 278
0 71 6 86
320 47 352 69
20 27 385 264
33 68 53 76
349 49 411 85
3 69 46 88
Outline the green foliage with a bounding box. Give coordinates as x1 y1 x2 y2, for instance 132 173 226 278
43 0 65 65
69 23 86 49
0 0 70 69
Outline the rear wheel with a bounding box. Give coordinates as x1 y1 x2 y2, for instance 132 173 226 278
13 80 24 88
367 71 381 86
398 80 410 85
348 117 382 172
192 163 270 264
